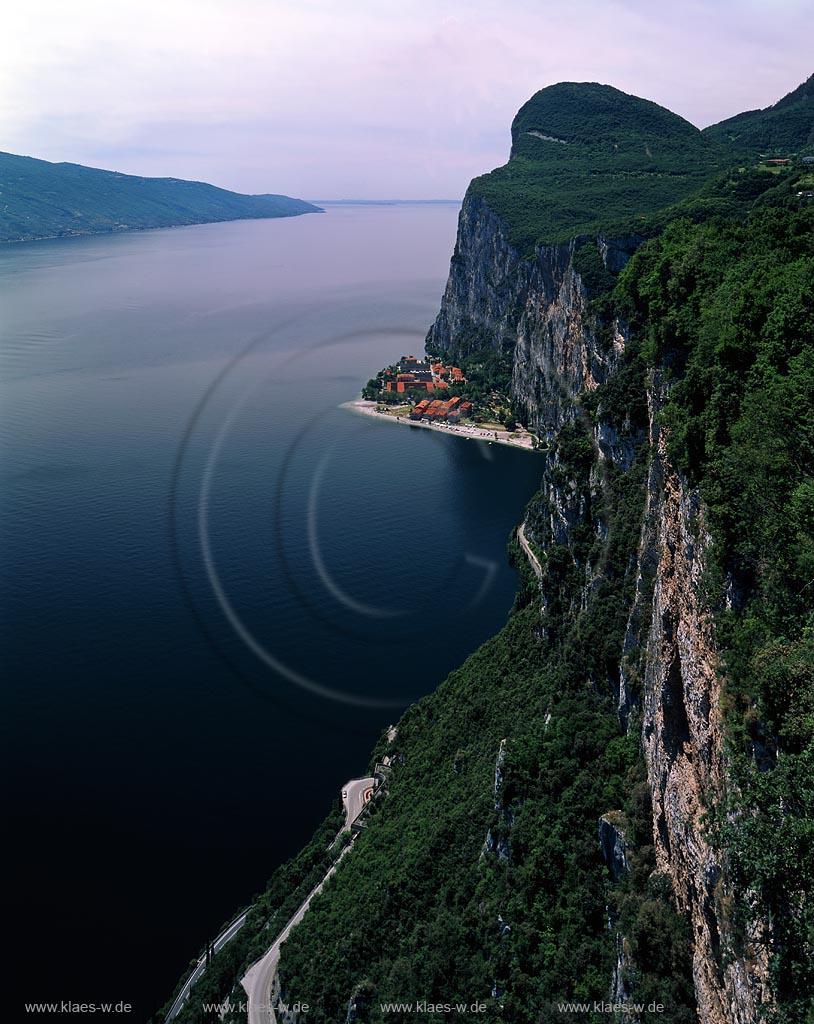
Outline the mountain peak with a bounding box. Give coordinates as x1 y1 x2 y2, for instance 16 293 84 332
467 81 723 253
510 82 702 159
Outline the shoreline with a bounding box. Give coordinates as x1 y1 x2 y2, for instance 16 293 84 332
0 209 321 246
341 399 540 452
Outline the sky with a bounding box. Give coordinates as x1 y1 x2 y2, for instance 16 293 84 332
2 0 811 200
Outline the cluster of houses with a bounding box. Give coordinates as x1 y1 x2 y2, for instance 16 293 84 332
383 356 467 394
430 360 466 384
410 395 473 423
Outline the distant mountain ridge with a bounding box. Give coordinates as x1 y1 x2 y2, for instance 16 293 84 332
0 151 321 243
703 73 814 157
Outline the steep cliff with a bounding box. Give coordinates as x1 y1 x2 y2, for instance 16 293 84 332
427 194 773 1019
642 427 771 1023
427 193 637 434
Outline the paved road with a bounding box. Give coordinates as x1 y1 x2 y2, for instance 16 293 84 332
241 773 376 1024
241 846 352 1024
517 521 543 578
171 774 375 1023
165 911 247 1020
341 776 376 829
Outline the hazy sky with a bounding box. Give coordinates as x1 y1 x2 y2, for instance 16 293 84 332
3 0 811 199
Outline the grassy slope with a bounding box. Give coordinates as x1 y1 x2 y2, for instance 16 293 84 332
0 151 321 242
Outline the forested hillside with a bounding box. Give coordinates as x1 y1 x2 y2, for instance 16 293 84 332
703 74 814 158
467 83 728 254
0 151 320 242
619 198 814 1022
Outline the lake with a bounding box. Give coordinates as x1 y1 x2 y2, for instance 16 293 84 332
0 206 543 1018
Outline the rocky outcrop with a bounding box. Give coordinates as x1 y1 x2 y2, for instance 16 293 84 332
597 233 646 274
483 738 512 863
641 419 772 1023
617 378 664 728
599 812 629 884
428 193 636 438
344 982 375 1023
427 192 641 603
599 813 639 1018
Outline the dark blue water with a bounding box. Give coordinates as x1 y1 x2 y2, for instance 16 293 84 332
0 208 542 1018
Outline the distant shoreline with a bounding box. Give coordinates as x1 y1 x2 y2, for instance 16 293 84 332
0 210 322 246
309 199 461 206
341 399 540 453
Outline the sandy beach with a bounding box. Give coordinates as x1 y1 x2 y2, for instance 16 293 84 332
341 399 540 452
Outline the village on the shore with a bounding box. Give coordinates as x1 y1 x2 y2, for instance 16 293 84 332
349 353 543 452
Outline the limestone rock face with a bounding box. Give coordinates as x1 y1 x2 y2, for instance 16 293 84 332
428 196 526 363
428 194 635 437
427 192 642 620
641 420 772 1024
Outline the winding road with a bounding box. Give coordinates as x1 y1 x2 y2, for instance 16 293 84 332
241 845 353 1024
341 776 376 829
241 777 375 1022
517 521 543 578
168 774 379 1023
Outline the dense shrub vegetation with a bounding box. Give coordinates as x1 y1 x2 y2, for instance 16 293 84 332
302 152 814 1021
274 339 700 1021
159 809 346 1024
468 78 814 258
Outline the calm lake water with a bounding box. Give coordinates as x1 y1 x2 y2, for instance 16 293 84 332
0 206 543 1018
